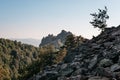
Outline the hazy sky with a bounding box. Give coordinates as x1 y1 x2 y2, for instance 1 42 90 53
0 0 120 40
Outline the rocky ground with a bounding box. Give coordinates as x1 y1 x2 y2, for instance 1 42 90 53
30 26 120 80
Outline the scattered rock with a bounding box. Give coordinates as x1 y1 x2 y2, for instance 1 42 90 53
30 26 120 80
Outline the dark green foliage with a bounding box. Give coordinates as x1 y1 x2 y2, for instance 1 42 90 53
64 34 76 49
65 34 87 50
39 45 57 66
10 50 18 58
90 6 109 31
54 48 67 64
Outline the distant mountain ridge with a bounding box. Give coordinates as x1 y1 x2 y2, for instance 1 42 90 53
39 30 73 48
10 38 41 47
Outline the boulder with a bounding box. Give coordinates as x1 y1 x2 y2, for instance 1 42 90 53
96 67 112 77
60 68 73 76
88 76 109 80
88 55 98 69
60 64 68 70
103 42 113 48
92 44 100 49
99 58 113 67
72 68 88 76
110 64 120 72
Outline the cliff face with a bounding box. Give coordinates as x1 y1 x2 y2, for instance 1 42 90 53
39 30 72 49
32 25 120 80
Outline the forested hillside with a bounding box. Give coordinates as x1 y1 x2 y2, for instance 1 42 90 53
0 38 67 80
0 38 40 80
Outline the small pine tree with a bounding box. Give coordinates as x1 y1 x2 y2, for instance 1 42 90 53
64 34 76 49
90 6 109 31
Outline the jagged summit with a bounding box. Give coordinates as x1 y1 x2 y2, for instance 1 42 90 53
33 25 120 80
39 30 72 49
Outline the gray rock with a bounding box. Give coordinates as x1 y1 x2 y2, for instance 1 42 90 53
96 67 112 77
60 64 68 70
110 64 120 72
92 43 100 49
72 68 88 76
60 68 73 76
112 29 120 36
88 76 109 80
113 45 120 52
104 42 113 48
58 75 85 80
99 58 113 67
70 62 80 69
118 56 120 64
88 55 98 69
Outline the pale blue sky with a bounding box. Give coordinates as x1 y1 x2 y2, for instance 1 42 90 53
0 0 120 39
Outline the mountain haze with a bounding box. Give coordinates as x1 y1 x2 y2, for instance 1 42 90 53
10 38 41 47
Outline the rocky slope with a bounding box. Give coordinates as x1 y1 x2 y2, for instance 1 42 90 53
31 26 120 80
39 30 72 49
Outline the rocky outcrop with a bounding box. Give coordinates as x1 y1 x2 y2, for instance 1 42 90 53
39 30 72 49
31 25 120 80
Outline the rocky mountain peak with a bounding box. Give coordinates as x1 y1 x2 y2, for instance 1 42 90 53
39 30 72 48
61 30 67 33
48 34 54 37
